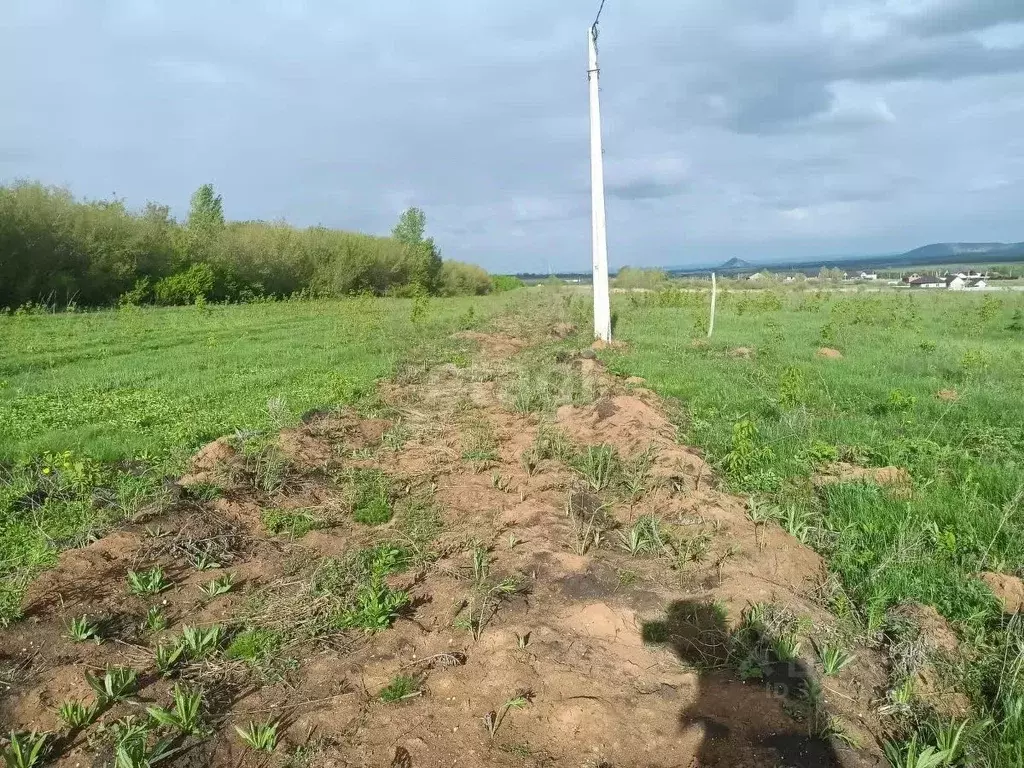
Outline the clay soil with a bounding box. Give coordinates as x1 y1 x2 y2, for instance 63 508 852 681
1 327 888 768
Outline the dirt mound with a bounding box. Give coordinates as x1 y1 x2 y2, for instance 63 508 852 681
817 347 844 359
936 388 959 402
891 602 959 655
549 322 576 339
591 338 627 351
815 463 911 493
455 330 527 358
555 395 680 457
980 571 1024 613
0 323 886 768
180 437 239 486
888 602 968 719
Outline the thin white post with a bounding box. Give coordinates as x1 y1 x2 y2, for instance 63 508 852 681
708 272 717 338
588 25 611 342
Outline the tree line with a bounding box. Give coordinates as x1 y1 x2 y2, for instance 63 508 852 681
0 182 520 310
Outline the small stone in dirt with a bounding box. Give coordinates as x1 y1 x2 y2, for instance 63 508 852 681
817 347 844 359
980 571 1024 613
936 388 959 402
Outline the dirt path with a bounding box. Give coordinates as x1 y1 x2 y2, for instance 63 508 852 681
0 310 886 767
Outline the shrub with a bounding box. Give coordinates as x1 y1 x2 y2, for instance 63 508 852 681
491 275 525 292
439 260 492 296
153 263 215 305
0 184 491 308
612 267 667 290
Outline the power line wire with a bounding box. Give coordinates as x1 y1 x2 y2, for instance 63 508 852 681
592 0 608 32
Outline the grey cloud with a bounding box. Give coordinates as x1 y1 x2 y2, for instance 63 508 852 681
1 0 1022 271
900 0 1024 37
607 179 682 200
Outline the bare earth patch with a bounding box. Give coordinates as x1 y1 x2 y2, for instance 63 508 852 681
814 462 912 495
980 571 1024 613
0 323 888 768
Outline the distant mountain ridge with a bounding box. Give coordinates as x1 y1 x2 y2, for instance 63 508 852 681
900 242 1024 261
661 241 1024 276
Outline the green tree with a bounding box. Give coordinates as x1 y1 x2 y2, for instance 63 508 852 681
187 184 224 232
392 207 426 246
392 207 442 294
181 184 225 266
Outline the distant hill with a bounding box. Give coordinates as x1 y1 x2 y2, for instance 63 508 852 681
719 257 753 269
899 242 1024 262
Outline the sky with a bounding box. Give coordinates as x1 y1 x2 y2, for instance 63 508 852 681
3 0 1024 272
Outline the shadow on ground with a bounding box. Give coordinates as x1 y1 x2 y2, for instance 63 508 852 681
643 599 844 768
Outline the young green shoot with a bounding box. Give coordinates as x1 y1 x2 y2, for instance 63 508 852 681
619 515 665 557
234 720 280 753
126 567 171 596
378 674 422 703
772 634 802 663
85 666 139 704
58 699 99 729
154 641 185 676
179 625 221 660
187 548 221 571
814 639 856 677
484 690 534 739
471 546 489 585
199 573 235 598
144 605 168 632
146 684 204 734
1 731 49 768
574 444 617 491
112 716 176 768
66 614 101 643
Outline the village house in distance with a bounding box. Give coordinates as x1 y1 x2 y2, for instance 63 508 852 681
904 271 989 290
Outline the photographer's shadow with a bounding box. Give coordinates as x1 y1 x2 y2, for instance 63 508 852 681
642 600 846 768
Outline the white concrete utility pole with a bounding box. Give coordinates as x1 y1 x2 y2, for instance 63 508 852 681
588 19 611 342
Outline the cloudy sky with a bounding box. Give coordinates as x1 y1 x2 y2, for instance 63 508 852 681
3 0 1024 271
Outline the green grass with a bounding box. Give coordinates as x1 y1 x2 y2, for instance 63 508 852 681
0 296 506 462
378 674 421 703
605 287 1024 766
0 295 507 624
225 628 283 664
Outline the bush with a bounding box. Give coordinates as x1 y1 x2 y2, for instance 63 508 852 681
0 184 492 308
154 263 216 305
440 261 492 296
491 275 525 292
612 267 667 290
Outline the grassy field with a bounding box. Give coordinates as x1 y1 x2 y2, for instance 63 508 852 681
4 286 1024 765
605 287 1024 765
0 294 511 620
